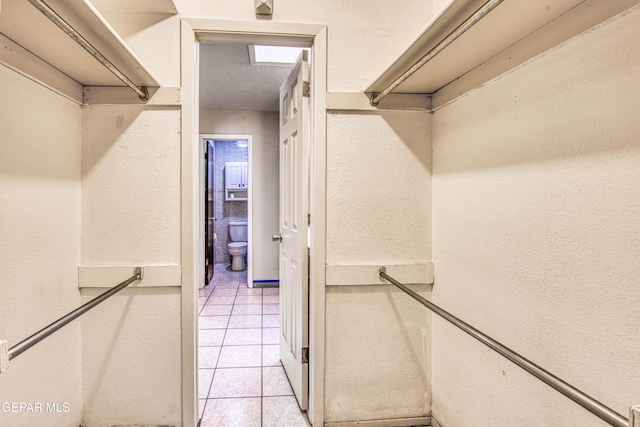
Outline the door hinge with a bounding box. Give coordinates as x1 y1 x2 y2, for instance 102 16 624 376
301 347 309 364
302 81 311 98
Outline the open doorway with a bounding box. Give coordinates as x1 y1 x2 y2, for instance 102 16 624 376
180 20 327 427
196 42 310 426
200 134 253 289
199 43 301 290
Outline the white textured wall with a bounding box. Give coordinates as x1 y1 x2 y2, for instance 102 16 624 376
80 287 182 426
0 66 82 426
81 106 181 265
431 8 640 427
200 109 280 281
325 111 432 422
80 105 182 426
327 112 432 266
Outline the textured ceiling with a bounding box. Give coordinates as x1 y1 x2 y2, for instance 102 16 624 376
199 44 294 111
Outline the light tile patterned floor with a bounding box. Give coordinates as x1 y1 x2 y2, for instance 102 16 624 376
198 264 310 427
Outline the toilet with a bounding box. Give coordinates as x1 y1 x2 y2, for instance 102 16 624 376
227 221 248 271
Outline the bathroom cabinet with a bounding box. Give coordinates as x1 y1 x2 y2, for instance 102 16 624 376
225 162 248 201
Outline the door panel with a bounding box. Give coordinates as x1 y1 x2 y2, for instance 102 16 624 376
278 50 310 410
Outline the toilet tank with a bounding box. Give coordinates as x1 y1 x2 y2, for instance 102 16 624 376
228 221 248 242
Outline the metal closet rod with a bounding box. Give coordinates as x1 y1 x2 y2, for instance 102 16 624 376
378 267 631 427
27 0 149 101
7 267 143 361
370 0 504 106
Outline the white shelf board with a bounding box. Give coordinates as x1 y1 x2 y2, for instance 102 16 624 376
367 0 640 107
0 0 160 92
226 189 248 201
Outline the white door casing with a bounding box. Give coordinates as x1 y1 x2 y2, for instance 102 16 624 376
183 21 327 426
278 50 310 411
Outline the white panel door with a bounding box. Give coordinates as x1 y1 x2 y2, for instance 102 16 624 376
278 50 310 411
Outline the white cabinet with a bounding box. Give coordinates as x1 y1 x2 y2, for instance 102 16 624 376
225 162 248 200
225 162 248 189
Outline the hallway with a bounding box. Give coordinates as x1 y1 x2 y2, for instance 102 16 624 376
198 264 310 427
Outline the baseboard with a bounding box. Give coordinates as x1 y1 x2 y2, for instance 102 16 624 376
324 415 431 427
253 279 279 288
110 425 175 427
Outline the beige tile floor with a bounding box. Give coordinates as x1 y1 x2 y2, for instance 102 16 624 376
198 264 310 427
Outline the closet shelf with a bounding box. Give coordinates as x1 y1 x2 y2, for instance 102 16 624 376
366 0 638 109
0 0 174 103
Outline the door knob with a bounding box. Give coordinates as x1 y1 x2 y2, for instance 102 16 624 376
272 234 282 242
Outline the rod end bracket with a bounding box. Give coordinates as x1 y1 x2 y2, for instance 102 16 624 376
138 87 150 101
370 93 380 107
0 340 8 373
378 265 386 279
134 267 143 280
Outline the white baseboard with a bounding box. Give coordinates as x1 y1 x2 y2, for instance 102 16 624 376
325 416 431 427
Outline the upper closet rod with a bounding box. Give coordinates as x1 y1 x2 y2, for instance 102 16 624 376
370 0 504 106
27 0 149 101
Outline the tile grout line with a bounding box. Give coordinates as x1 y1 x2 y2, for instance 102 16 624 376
198 275 217 421
198 276 215 315
261 281 264 427
202 269 241 420
201 267 293 426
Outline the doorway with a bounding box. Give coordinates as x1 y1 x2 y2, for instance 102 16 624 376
180 20 327 427
200 134 254 289
197 45 306 425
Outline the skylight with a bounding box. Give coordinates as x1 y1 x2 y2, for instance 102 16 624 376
249 45 308 65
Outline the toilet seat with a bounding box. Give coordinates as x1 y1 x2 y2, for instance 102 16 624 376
228 242 247 249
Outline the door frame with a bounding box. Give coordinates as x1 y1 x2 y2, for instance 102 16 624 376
181 19 327 427
203 137 215 287
199 133 254 286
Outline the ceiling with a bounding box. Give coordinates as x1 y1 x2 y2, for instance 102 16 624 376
199 44 295 112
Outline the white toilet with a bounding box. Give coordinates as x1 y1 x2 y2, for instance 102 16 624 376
227 221 248 271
